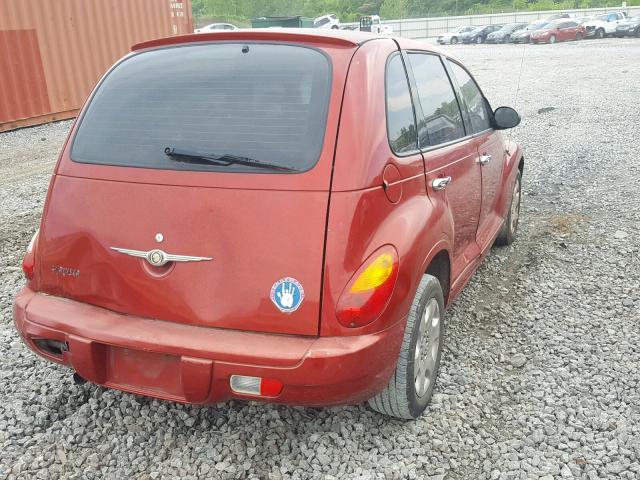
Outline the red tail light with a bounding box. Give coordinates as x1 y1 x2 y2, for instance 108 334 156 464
336 245 399 328
22 230 39 280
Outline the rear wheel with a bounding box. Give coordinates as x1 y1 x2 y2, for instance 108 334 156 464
596 28 605 39
576 32 583 41
635 27 640 38
368 275 445 419
503 34 511 43
495 170 522 246
476 36 483 44
451 36 458 44
549 34 557 44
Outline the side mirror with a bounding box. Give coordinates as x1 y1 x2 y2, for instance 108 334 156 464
493 106 521 130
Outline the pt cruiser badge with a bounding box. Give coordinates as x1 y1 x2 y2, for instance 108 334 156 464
110 247 212 267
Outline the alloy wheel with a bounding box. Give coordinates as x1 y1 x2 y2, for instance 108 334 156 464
414 298 441 397
510 175 521 235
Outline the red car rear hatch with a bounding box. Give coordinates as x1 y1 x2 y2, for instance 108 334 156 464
37 37 357 336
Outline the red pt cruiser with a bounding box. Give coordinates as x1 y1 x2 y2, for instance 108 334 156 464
14 30 524 419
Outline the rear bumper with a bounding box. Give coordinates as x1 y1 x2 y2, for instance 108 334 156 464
13 287 405 406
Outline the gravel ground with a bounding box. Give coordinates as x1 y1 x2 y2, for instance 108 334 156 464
1 38 639 479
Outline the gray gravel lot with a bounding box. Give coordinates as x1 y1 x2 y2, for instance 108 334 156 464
1 38 639 479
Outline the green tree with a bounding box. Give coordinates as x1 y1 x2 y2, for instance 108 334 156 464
380 0 408 19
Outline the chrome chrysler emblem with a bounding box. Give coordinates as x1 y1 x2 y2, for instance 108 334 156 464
110 247 212 267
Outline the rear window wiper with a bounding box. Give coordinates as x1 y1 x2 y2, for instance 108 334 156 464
164 147 296 172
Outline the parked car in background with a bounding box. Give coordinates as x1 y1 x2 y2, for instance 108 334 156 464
13 29 524 420
584 12 628 38
437 25 475 44
195 23 238 33
545 13 570 21
510 21 550 43
461 24 503 44
314 14 340 29
574 16 596 26
615 15 640 37
486 23 527 43
531 20 586 44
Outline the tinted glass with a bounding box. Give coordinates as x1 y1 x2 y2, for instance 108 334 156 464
385 55 417 154
449 61 491 134
408 53 465 147
72 44 331 173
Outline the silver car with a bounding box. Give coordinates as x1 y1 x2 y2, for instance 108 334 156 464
437 25 475 45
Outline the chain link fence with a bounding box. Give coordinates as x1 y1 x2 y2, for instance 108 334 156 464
345 6 640 39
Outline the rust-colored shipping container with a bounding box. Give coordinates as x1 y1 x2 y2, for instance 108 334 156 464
0 0 193 132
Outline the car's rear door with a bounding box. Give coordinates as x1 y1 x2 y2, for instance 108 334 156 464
447 59 505 253
404 51 482 281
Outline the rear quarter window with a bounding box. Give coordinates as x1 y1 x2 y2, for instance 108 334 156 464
408 53 465 148
385 54 417 155
71 43 332 173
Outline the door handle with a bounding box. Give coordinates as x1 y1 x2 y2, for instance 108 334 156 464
432 176 452 191
478 154 492 165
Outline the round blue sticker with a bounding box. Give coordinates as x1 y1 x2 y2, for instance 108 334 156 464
270 277 304 313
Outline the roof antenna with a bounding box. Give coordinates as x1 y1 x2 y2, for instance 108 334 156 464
508 40 528 150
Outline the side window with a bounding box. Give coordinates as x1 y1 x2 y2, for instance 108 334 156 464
385 55 417 155
448 61 491 134
408 53 465 148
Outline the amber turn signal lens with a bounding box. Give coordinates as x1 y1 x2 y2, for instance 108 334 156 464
336 246 399 328
351 253 395 293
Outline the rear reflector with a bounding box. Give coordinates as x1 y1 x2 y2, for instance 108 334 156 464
22 229 39 280
229 375 283 397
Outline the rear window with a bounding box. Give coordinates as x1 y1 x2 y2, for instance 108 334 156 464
71 43 332 173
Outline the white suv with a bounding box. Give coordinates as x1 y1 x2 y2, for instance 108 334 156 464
584 12 628 38
314 14 340 29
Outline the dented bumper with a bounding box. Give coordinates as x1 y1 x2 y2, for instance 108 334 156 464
13 287 405 406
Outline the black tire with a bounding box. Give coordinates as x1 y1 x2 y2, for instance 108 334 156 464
451 36 458 44
635 28 640 38
495 170 522 246
549 34 557 44
476 36 483 44
503 35 511 43
368 275 445 419
576 32 583 41
596 28 605 39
